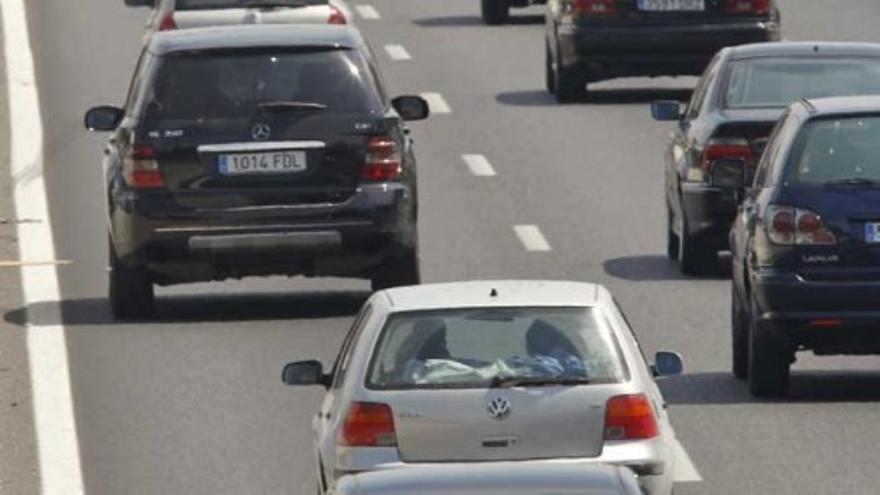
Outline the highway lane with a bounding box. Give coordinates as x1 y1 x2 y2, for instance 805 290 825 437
10 0 880 493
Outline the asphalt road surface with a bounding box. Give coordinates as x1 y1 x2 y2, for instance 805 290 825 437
5 0 880 494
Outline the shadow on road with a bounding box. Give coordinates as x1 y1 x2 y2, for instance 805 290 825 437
603 254 731 282
3 291 368 327
661 371 880 405
413 14 543 28
496 88 693 107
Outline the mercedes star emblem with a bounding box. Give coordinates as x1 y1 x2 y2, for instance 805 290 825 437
487 396 512 421
251 123 271 141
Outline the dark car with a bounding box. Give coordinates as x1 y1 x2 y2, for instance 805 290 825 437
481 0 546 25
730 96 880 397
653 42 880 274
84 25 429 320
545 0 780 102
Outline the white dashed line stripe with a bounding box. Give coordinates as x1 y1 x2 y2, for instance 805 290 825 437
2 0 85 492
421 92 452 114
462 154 496 177
355 5 381 20
384 44 412 61
673 438 704 483
513 225 552 252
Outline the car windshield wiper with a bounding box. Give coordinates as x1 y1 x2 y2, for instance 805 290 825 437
257 101 328 112
822 178 880 188
488 375 591 388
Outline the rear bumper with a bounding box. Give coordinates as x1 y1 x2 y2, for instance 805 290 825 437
109 183 415 284
679 183 737 251
751 270 880 354
556 19 779 79
332 438 674 495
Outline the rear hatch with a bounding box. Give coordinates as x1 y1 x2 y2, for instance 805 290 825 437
139 47 386 209
173 0 332 28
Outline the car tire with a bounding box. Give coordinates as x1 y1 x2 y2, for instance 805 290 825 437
371 247 421 292
481 0 509 25
747 300 790 397
731 287 749 379
108 237 155 320
545 43 556 94
666 207 680 261
554 66 587 103
678 215 715 275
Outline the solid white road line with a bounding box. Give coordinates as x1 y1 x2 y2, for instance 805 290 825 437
513 225 552 252
673 438 704 483
384 44 412 61
2 0 85 493
462 154 496 177
355 5 381 20
420 92 452 114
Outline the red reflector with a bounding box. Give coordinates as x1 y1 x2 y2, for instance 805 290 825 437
809 319 843 328
572 0 617 15
158 13 177 31
604 394 659 441
724 0 771 14
339 402 397 447
328 5 347 24
362 136 402 181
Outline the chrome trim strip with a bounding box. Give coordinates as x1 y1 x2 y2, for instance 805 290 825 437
154 221 372 234
197 141 326 153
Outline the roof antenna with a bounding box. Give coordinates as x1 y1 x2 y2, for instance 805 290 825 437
490 288 498 298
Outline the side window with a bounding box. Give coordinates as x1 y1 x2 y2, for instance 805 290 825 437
331 304 374 389
685 54 722 120
753 112 790 188
124 51 148 113
610 298 650 369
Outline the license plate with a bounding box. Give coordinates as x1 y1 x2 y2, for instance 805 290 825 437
218 151 306 176
638 0 705 11
866 223 880 243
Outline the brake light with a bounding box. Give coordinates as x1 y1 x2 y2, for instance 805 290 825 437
724 0 771 15
604 394 659 440
766 206 836 246
158 13 177 31
338 402 397 447
123 144 165 189
328 5 347 24
362 136 402 181
701 138 753 172
572 0 618 16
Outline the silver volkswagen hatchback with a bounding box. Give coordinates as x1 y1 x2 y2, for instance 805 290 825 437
283 281 684 495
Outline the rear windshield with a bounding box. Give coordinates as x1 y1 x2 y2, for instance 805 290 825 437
785 115 880 185
367 307 627 390
724 57 880 109
175 0 327 9
141 49 382 121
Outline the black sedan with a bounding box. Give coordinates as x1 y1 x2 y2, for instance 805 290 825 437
730 96 880 397
653 42 880 274
84 25 429 319
545 0 780 102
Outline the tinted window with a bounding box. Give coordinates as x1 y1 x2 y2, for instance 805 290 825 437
367 307 627 390
752 113 788 188
785 115 880 185
685 53 721 119
724 58 880 109
176 0 326 9
142 49 383 122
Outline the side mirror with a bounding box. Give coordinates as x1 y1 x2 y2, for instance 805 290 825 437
124 0 156 7
85 106 124 132
652 351 684 377
710 158 747 189
392 96 430 121
651 100 682 121
282 360 329 388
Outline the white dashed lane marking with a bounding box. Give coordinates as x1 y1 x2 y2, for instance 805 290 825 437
673 438 704 482
384 44 411 61
421 92 452 114
513 225 552 252
462 154 496 177
355 5 381 20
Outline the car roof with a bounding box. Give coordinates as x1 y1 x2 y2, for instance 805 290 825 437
796 95 880 117
334 463 635 495
382 281 602 312
726 41 880 61
148 24 362 56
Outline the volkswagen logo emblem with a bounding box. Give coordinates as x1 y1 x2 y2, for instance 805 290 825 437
251 123 271 141
487 397 511 421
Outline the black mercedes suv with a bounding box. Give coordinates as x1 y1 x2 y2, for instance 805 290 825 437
730 96 880 397
85 25 429 319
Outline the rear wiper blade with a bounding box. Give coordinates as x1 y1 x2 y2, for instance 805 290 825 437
823 178 880 188
257 101 328 112
489 375 590 389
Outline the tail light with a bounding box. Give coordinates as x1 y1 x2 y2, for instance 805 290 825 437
724 0 771 15
604 394 659 440
572 0 618 16
123 144 165 189
701 138 754 172
338 402 397 447
766 206 836 246
328 5 347 24
362 136 402 181
158 12 177 31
